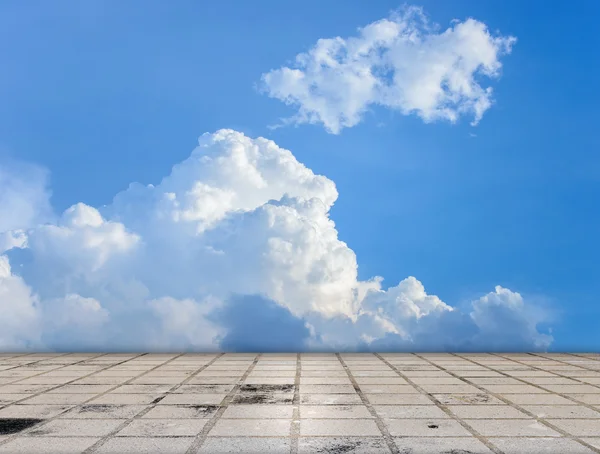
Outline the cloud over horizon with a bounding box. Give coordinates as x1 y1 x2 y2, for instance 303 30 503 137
0 130 552 352
261 6 516 133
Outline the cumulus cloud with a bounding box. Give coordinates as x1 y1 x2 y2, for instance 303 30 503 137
260 6 516 133
0 130 551 351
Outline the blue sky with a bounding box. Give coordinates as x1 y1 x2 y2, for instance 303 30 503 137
0 1 598 351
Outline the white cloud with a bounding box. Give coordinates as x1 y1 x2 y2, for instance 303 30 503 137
0 130 551 351
260 6 516 133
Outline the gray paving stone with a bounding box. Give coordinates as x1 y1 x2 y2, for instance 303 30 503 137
27 418 124 436
0 404 72 419
117 418 207 436
366 393 434 405
464 418 562 436
547 418 600 436
60 404 147 419
299 384 356 394
198 437 290 453
300 393 362 405
222 404 294 419
209 419 291 436
142 404 219 419
393 436 493 453
300 405 373 419
373 405 449 419
522 405 600 419
384 418 473 437
489 437 596 453
0 436 100 453
95 436 195 453
298 437 391 453
447 404 530 419
300 418 381 436
157 393 226 405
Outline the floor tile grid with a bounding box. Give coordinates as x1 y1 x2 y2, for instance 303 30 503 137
374 353 503 454
525 352 600 376
336 353 408 454
0 352 114 409
0 353 107 390
490 353 600 404
0 353 73 374
448 353 600 454
184 353 262 454
290 353 301 454
536 353 600 366
0 353 143 447
83 353 224 453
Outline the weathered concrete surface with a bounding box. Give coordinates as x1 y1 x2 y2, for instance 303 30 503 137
0 352 599 453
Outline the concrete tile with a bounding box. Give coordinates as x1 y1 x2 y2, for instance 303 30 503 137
299 377 352 384
89 393 162 405
0 436 100 453
298 437 391 454
393 437 493 453
209 419 291 436
447 405 529 419
0 394 33 404
373 405 448 419
109 384 173 394
358 384 420 394
0 404 71 418
158 393 226 405
232 392 293 405
142 404 219 419
189 376 240 384
60 404 147 419
299 384 356 394
299 393 362 405
175 384 234 393
243 377 295 385
117 418 207 436
409 377 465 385
49 384 114 394
28 418 124 436
548 419 600 436
431 393 505 405
522 405 600 419
568 394 600 404
300 418 381 436
384 418 472 437
21 393 99 405
464 418 562 436
418 384 482 394
480 384 549 393
489 437 596 454
300 405 373 419
95 436 195 453
222 404 294 419
502 393 576 405
198 437 290 453
581 438 600 450
0 384 54 394
366 393 433 405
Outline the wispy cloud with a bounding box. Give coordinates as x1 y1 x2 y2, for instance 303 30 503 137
260 6 516 133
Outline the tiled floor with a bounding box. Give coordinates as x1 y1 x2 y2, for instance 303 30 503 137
0 353 599 453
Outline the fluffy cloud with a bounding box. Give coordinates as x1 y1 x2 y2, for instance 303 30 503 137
0 130 551 351
260 6 516 133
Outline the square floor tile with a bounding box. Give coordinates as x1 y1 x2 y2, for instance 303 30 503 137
522 405 600 419
95 436 195 453
373 405 448 419
142 404 219 419
393 437 493 453
158 393 226 405
300 419 381 436
60 404 146 419
548 419 600 436
300 405 372 419
464 418 561 437
28 419 124 437
365 393 433 405
0 436 100 453
489 437 596 454
222 404 294 419
198 437 290 453
300 393 362 405
385 418 472 437
117 418 207 436
298 437 391 453
447 405 529 419
209 419 291 436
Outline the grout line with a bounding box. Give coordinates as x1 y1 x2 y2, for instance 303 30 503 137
185 353 263 454
336 353 400 454
524 352 600 387
0 352 142 447
377 353 503 454
0 352 74 374
290 353 301 454
450 353 600 454
84 353 224 453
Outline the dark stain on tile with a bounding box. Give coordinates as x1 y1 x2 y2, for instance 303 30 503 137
151 396 165 404
232 393 293 405
188 405 219 417
427 423 439 429
240 384 294 392
0 418 44 435
317 440 362 453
